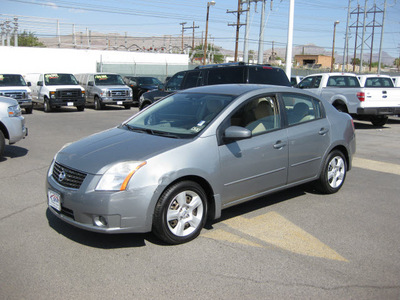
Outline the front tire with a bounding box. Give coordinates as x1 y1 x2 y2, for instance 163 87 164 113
0 130 5 157
153 181 208 244
94 97 103 110
44 98 52 113
315 150 347 194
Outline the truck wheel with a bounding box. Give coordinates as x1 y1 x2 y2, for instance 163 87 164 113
76 105 85 112
25 107 33 114
370 116 388 127
333 103 348 113
0 130 5 157
44 99 52 112
94 97 103 110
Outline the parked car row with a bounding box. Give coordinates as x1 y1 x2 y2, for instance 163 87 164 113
296 73 400 126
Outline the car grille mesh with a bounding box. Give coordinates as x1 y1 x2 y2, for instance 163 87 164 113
52 161 87 189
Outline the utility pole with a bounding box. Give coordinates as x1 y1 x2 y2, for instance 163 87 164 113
359 0 368 73
285 0 295 79
257 0 267 64
183 21 199 50
350 4 361 71
227 0 247 62
342 0 351 71
377 0 387 74
179 22 187 53
13 17 18 47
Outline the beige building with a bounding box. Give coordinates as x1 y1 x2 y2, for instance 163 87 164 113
294 55 332 69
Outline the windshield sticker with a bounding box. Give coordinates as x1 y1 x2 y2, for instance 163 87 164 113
45 74 59 79
197 120 206 127
95 75 108 80
0 75 3 81
190 127 201 133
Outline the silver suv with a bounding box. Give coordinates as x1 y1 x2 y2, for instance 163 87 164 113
0 96 28 157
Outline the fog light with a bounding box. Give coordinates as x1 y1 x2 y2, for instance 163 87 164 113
94 215 108 227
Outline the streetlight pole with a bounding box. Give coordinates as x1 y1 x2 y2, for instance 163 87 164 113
331 20 340 72
203 1 216 65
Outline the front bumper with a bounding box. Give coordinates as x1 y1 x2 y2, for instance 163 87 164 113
18 99 33 109
50 97 85 107
357 106 400 116
46 168 154 234
6 116 27 144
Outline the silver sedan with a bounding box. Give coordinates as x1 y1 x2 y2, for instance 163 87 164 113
46 84 356 244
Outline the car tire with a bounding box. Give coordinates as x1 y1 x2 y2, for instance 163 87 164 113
153 181 208 244
44 98 52 113
76 105 85 112
315 150 347 194
370 116 388 127
94 97 103 110
25 107 33 114
0 130 5 157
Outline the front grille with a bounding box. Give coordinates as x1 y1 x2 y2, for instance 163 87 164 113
2 91 26 100
52 161 87 189
56 89 82 100
111 89 129 97
61 206 74 219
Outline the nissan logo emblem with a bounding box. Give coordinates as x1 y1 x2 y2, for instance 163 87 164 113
58 170 66 182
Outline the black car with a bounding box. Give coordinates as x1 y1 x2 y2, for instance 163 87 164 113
138 63 291 110
123 76 163 106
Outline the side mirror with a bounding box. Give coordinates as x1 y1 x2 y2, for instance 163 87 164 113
27 82 31 87
88 81 94 86
158 84 165 90
224 126 251 141
37 81 43 86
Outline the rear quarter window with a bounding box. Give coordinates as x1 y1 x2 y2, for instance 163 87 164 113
248 67 291 86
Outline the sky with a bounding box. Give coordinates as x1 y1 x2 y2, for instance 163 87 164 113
1 0 399 61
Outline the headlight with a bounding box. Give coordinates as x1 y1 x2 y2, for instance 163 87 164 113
50 91 56 99
8 104 21 117
101 89 108 97
96 161 146 191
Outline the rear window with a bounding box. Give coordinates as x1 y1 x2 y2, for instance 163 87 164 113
248 67 291 86
364 77 394 88
327 76 360 87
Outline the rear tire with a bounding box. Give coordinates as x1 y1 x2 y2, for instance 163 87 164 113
153 181 208 244
370 116 388 127
315 150 347 194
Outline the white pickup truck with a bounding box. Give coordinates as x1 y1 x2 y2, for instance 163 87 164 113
0 96 27 157
297 72 400 126
26 73 86 112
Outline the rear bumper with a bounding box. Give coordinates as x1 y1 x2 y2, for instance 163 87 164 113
357 106 400 116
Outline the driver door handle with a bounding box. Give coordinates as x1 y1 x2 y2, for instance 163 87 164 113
319 128 329 135
273 140 287 149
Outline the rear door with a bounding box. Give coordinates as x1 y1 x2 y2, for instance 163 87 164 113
281 92 331 183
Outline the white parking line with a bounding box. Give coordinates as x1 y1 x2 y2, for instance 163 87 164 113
352 157 400 176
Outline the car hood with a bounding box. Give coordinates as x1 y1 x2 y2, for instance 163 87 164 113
139 84 158 90
55 127 190 174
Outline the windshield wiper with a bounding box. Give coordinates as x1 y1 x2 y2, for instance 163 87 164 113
123 124 179 139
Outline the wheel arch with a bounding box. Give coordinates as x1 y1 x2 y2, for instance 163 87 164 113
331 99 349 113
328 144 351 171
0 121 10 140
158 175 218 221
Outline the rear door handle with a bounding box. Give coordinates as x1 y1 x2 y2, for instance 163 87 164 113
319 128 329 135
273 140 287 149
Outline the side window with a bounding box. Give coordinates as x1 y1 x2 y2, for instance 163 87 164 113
298 77 314 89
207 67 244 85
312 76 322 88
282 93 322 126
181 71 202 89
165 72 185 91
229 95 280 135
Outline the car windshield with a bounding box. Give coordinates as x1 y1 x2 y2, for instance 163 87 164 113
95 74 125 86
0 74 27 86
45 73 79 85
137 77 162 85
124 92 235 138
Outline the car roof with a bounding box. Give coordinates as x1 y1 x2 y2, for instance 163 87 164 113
178 83 295 97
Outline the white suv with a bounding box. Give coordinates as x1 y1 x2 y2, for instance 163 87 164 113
0 96 27 157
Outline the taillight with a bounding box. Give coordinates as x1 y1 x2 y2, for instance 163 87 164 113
357 92 365 102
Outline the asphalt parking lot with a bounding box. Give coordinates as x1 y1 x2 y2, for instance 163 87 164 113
1 106 400 299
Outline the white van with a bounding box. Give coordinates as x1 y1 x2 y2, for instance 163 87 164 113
0 74 33 114
27 73 85 112
75 73 132 110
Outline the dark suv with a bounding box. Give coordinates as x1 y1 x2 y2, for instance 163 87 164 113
138 63 291 110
